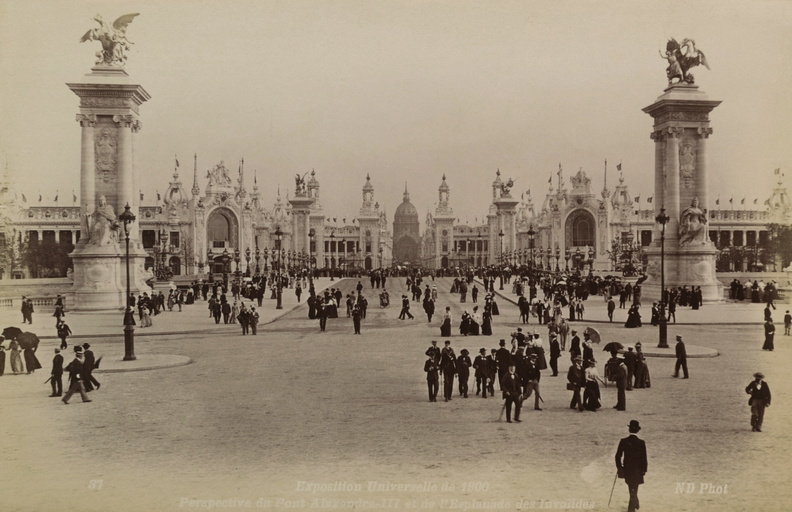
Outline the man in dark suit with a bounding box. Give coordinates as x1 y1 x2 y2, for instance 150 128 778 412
623 347 637 390
569 329 581 362
424 354 439 402
745 372 771 432
673 335 688 378
549 334 561 376
81 343 100 392
473 348 489 398
49 348 64 397
495 339 511 389
612 358 627 410
567 356 585 411
615 420 648 512
398 295 414 320
62 351 91 404
440 341 456 401
607 297 616 322
456 349 471 398
500 364 523 423
523 353 542 411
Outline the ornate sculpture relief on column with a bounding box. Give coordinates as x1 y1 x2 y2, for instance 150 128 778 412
679 137 696 189
95 126 118 183
76 114 97 127
666 125 683 138
112 114 135 127
131 120 142 133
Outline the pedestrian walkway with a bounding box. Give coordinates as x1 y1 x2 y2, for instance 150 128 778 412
476 278 783 326
0 278 335 341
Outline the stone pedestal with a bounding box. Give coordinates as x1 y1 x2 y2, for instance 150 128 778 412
641 244 722 302
68 246 125 310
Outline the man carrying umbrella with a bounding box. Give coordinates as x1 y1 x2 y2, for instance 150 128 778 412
614 420 648 512
62 349 91 404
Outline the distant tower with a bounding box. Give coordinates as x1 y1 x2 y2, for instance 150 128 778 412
433 175 455 269
392 183 420 264
357 174 382 269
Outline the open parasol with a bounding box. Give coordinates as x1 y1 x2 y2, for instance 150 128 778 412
584 326 601 344
16 332 40 351
2 326 23 341
602 341 624 353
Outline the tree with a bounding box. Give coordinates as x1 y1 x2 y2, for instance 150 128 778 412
23 238 73 278
766 223 792 270
0 229 28 279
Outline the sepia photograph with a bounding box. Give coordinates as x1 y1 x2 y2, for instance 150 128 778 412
0 1 791 511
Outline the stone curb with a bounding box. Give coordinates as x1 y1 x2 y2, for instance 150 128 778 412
94 354 193 373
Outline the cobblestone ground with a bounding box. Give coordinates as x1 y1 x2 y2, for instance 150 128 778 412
1 278 790 512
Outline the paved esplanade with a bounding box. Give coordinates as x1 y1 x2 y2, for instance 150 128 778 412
1 276 788 512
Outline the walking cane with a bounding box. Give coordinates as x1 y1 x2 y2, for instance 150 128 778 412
608 471 618 507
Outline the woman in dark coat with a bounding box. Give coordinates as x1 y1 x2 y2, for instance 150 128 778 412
440 307 452 337
762 320 775 351
459 311 470 336
307 294 317 319
625 305 642 328
23 345 42 374
481 309 493 335
0 336 6 376
751 281 761 303
633 343 651 388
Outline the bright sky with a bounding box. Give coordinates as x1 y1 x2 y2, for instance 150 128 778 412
1 0 791 223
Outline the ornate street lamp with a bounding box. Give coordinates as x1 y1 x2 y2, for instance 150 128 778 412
329 231 336 281
263 247 269 272
245 247 251 277
565 247 571 271
234 248 241 282
222 248 230 288
656 208 670 348
553 246 560 273
308 228 315 282
119 204 137 361
207 248 214 283
498 230 505 290
588 246 595 275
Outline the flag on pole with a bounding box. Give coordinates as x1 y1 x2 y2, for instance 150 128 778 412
548 176 552 184
343 218 346 224
38 193 42 202
647 196 653 204
741 197 745 205
634 195 640 203
753 198 758 205
716 197 720 205
157 190 161 201
54 191 58 203
72 190 77 204
21 193 26 203
729 197 733 204
140 190 144 201
175 155 180 168
617 163 622 171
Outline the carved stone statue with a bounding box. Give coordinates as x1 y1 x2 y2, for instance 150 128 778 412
295 173 308 196
87 195 120 246
679 197 708 245
660 38 710 85
500 178 515 197
80 13 139 68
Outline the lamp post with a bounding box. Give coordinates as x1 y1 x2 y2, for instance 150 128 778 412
207 248 214 283
340 238 346 277
498 230 505 290
565 247 571 271
234 248 241 282
222 248 230 289
329 231 335 281
274 227 284 310
119 204 137 361
378 246 383 269
245 247 251 277
588 246 595 275
656 208 670 348
554 246 560 273
308 228 315 283
263 247 269 273
255 246 260 276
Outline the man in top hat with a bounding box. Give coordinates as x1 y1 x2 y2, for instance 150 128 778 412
522 353 542 411
615 419 648 512
81 343 100 392
456 349 472 398
548 333 561 377
62 350 91 404
440 341 457 401
398 295 414 320
745 372 771 432
501 363 523 423
49 348 64 397
473 348 489 398
673 335 688 378
424 352 439 402
567 355 585 411
623 346 637 391
569 329 581 362
495 339 512 388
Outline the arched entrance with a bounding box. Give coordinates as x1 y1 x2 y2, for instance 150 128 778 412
365 256 372 270
207 207 239 249
393 236 419 263
565 209 596 248
441 256 449 269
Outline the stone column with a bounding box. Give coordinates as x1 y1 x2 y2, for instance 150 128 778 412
696 127 712 212
113 115 135 239
650 130 664 243
77 114 97 240
665 126 682 239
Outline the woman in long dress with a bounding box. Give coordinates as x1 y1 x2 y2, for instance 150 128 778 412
23 345 41 374
9 340 23 374
583 360 602 411
459 311 470 336
481 309 493 336
469 307 481 336
633 343 651 388
440 307 452 337
625 305 642 328
762 320 775 351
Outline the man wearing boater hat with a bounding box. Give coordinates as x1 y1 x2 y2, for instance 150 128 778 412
745 372 771 432
615 419 648 512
